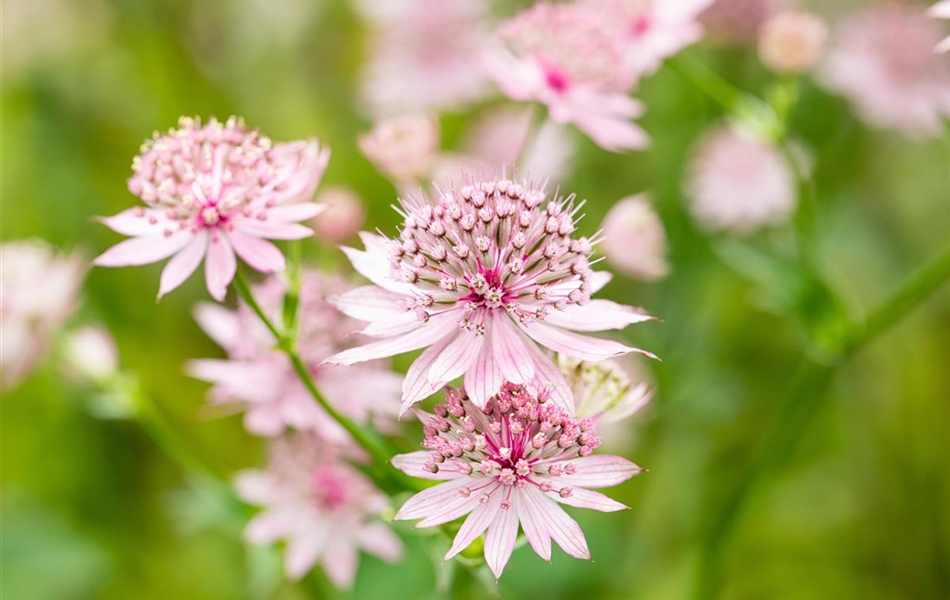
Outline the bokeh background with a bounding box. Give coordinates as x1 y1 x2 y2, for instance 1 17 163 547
3 0 949 599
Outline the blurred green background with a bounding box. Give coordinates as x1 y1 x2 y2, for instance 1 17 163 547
3 0 949 598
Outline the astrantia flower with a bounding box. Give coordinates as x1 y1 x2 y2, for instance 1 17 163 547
311 187 366 245
358 114 440 186
94 116 329 301
819 4 950 138
391 384 642 578
324 176 656 414
600 194 670 281
188 271 402 440
685 124 796 233
929 1 950 54
1 239 84 390
63 325 119 385
237 433 403 586
758 11 828 74
699 0 786 46
484 2 648 152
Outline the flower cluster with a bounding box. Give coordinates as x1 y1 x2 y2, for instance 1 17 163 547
392 383 642 578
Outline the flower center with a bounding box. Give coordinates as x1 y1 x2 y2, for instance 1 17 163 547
200 205 222 227
311 467 350 511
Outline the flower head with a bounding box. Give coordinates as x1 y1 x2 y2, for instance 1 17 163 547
358 114 440 185
325 175 656 414
485 2 648 152
94 116 329 300
188 270 402 440
758 11 828 74
700 0 786 46
63 325 119 384
685 124 796 233
1 239 84 390
311 187 366 245
931 1 950 53
600 194 670 281
819 3 950 138
237 433 403 586
392 384 642 578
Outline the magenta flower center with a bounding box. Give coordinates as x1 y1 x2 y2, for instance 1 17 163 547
310 466 353 511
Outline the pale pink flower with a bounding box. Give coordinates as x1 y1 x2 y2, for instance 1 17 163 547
311 187 366 245
700 0 786 46
94 116 329 301
63 325 119 384
929 1 950 53
819 4 950 138
188 271 402 441
600 194 670 281
358 114 440 185
1 240 84 390
237 433 403 586
358 0 491 115
392 384 642 579
685 125 796 233
324 176 656 414
758 11 828 74
484 2 648 152
584 0 716 79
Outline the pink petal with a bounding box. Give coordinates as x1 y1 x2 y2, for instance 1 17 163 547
245 509 297 545
328 285 406 321
340 246 412 295
484 495 520 579
233 470 277 504
360 312 422 338
544 300 655 332
520 320 643 362
321 541 359 589
525 342 574 414
356 522 404 562
266 202 326 223
444 489 502 560
520 486 590 559
491 316 537 385
285 525 329 580
402 337 453 413
158 232 208 299
204 234 236 301
235 219 314 240
560 455 644 488
395 477 475 521
546 486 628 512
589 271 612 293
93 232 193 267
193 302 240 349
516 487 552 561
228 230 286 273
417 487 487 528
391 451 457 481
426 331 485 385
97 208 171 236
463 332 504 409
323 311 458 366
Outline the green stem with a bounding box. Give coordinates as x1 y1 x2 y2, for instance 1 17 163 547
668 54 743 112
135 388 221 481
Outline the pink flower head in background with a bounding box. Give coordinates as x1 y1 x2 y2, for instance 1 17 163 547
819 3 950 139
188 271 402 440
358 0 491 115
584 0 715 79
358 113 440 186
699 0 786 46
391 384 643 578
63 325 119 384
600 194 670 281
324 175 656 414
930 1 950 53
485 2 648 152
758 10 828 74
685 124 796 233
311 187 366 245
236 433 403 586
1 239 84 390
94 116 329 301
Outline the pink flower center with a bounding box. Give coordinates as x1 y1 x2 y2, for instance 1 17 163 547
544 68 571 92
200 205 222 227
311 467 350 511
631 15 652 36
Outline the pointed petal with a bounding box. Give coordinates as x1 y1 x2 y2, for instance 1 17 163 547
547 486 628 512
158 232 208 299
323 311 457 366
520 486 590 559
463 329 504 408
205 235 236 301
445 490 502 560
525 343 574 414
395 477 474 521
588 271 612 292
340 246 412 294
391 451 457 480
233 470 277 504
401 337 453 413
193 302 239 349
357 522 404 563
228 230 286 273
491 316 536 385
516 487 552 561
544 300 655 332
484 495 520 579
427 331 484 385
97 208 172 236
235 219 314 240
560 455 644 488
328 285 405 322
321 541 359 589
266 202 326 223
93 232 192 267
520 320 651 361
284 525 329 580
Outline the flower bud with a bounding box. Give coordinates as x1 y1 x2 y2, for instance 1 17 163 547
358 113 439 183
759 11 828 73
601 194 670 281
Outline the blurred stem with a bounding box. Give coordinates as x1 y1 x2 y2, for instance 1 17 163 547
233 269 420 493
135 387 221 481
514 105 546 169
696 243 950 598
668 54 743 112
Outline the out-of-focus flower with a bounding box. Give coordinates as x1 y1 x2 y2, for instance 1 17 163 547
463 107 576 181
358 0 491 115
929 1 950 53
324 176 656 414
685 125 796 233
758 11 828 74
94 117 329 301
391 384 642 579
311 187 366 245
63 326 119 384
819 4 950 139
1 240 84 390
484 2 648 152
700 0 786 46
188 271 402 441
358 114 440 185
237 433 403 586
600 194 670 281
584 0 715 78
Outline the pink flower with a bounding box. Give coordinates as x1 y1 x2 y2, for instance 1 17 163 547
94 116 329 301
324 176 656 414
584 0 716 78
929 1 950 53
188 271 402 441
484 2 648 152
63 325 119 384
699 0 786 46
600 194 670 281
237 433 403 586
685 124 796 233
758 11 828 74
391 384 643 579
819 4 950 139
358 0 491 115
1 239 84 390
358 114 440 185
311 187 366 245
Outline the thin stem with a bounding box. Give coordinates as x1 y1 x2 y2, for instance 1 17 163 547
514 105 547 170
232 271 282 340
668 54 743 112
135 388 221 481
